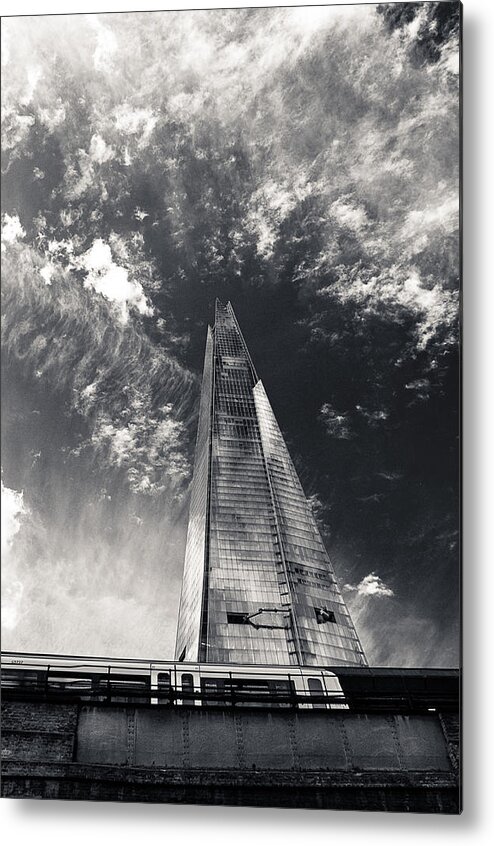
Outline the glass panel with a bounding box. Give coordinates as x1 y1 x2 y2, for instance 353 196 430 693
175 326 214 661
157 672 171 689
254 379 366 667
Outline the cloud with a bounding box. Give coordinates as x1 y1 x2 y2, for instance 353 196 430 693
355 406 389 426
351 600 458 668
39 262 55 285
246 177 311 257
330 196 369 232
1 475 27 556
402 195 458 246
344 572 394 598
1 238 196 650
316 263 458 351
1 213 25 249
319 403 353 439
19 64 42 106
89 396 189 497
89 133 114 165
77 238 153 323
114 104 158 148
2 239 197 502
1 475 29 630
134 208 149 221
88 15 117 72
1 579 24 632
405 377 431 401
38 99 66 131
1 112 35 154
1 475 186 654
65 135 115 199
377 471 403 482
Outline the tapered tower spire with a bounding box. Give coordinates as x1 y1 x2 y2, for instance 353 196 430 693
175 302 366 667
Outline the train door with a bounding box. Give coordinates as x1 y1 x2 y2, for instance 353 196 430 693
177 670 200 706
296 672 329 709
150 665 174 705
297 671 346 709
306 676 327 709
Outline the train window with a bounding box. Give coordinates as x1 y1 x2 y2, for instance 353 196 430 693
199 677 294 708
269 679 293 698
308 677 326 709
233 679 269 697
157 672 171 690
314 606 336 624
110 674 149 689
152 672 172 705
181 673 194 690
110 674 150 703
43 672 133 703
2 669 44 688
47 671 106 696
201 678 227 706
227 612 248 624
181 673 195 705
234 678 292 708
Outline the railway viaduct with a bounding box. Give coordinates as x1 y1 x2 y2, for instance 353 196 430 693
1 670 460 812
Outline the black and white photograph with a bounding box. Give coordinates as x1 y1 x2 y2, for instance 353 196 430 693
2 0 462 818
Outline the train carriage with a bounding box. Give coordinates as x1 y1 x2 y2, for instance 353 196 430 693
1 651 346 709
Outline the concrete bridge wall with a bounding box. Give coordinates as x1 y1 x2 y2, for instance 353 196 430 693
1 699 460 812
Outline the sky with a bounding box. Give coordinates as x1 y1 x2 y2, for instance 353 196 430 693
1 2 460 667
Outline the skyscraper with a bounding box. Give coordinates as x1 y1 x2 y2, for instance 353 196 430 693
175 301 366 668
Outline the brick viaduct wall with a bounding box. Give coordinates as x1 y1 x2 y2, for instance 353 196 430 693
1 699 460 812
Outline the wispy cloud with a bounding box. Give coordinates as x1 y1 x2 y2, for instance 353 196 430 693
114 104 157 148
2 239 197 501
87 15 118 72
315 263 458 352
319 403 353 440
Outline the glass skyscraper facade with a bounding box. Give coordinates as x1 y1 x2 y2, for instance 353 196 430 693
175 301 367 667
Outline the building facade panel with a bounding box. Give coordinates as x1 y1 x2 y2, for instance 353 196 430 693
175 326 214 663
254 380 366 667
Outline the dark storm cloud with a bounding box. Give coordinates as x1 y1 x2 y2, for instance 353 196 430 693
1 4 459 665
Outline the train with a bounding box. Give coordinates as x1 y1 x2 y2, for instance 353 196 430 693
1 651 346 709
1 651 460 713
